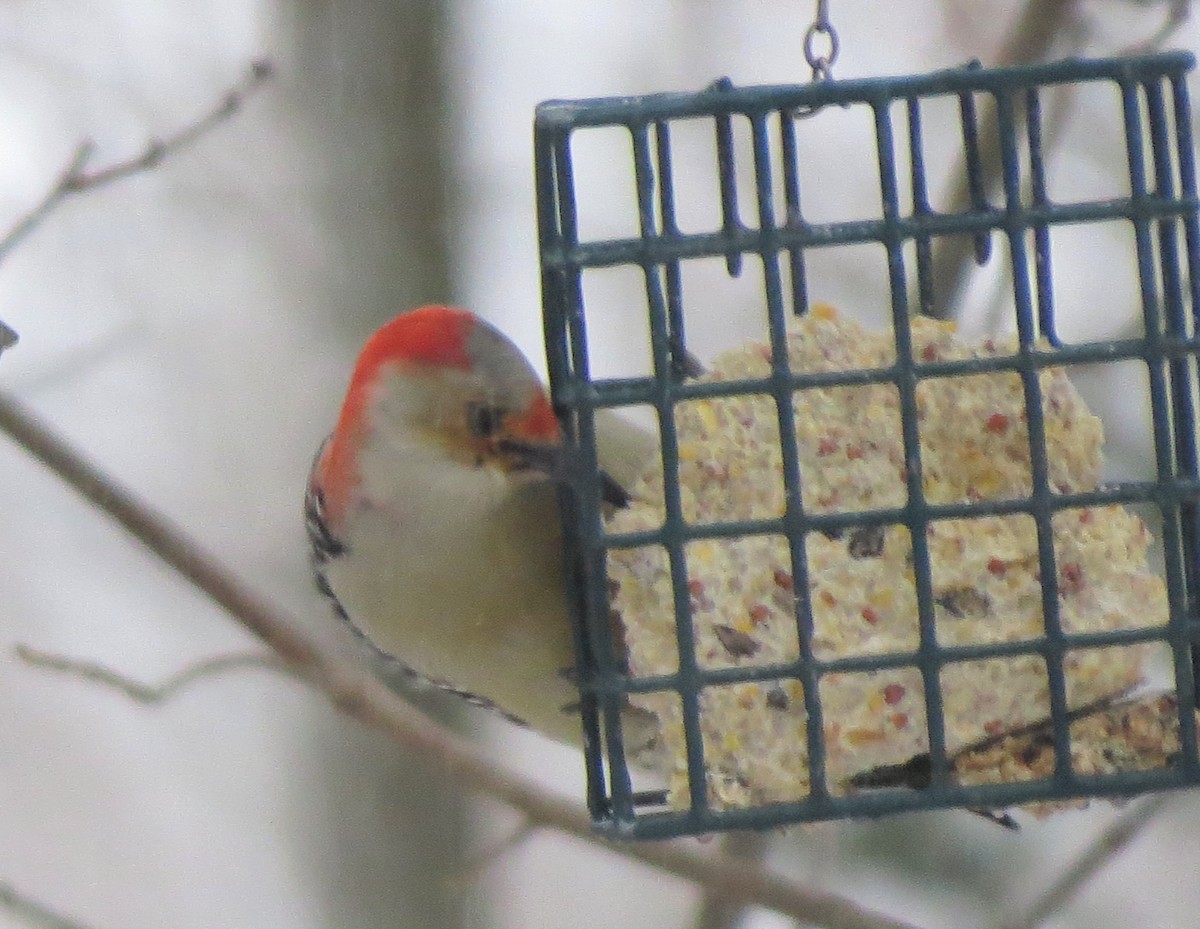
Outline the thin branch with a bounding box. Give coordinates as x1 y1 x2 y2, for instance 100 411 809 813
978 81 1078 336
445 819 541 891
0 879 97 929
928 0 1080 319
691 831 774 929
13 644 284 704
930 0 1190 321
0 389 924 929
996 793 1172 929
1119 0 1191 54
0 59 274 266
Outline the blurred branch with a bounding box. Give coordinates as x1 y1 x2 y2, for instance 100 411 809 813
14 644 283 703
931 0 1190 320
0 322 17 353
446 819 540 891
0 879 96 929
928 0 1080 319
0 59 273 267
997 794 1172 929
692 831 773 929
1119 0 1191 53
0 390 923 929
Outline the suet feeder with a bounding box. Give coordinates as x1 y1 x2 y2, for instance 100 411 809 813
535 50 1200 839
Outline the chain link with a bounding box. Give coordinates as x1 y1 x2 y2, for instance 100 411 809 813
802 0 839 82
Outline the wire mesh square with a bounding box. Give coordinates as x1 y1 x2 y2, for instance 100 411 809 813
534 52 1200 838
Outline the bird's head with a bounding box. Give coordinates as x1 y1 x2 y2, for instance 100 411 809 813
315 306 568 527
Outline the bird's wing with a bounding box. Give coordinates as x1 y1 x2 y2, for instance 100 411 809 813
305 440 348 618
305 441 344 559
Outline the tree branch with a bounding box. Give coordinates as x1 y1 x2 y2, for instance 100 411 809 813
0 389 924 929
996 793 1172 929
446 819 541 891
927 0 1080 319
0 879 97 929
1118 0 1191 54
929 0 1190 321
0 59 273 266
691 831 773 929
13 644 284 704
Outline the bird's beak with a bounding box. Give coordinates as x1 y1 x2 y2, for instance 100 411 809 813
496 437 630 508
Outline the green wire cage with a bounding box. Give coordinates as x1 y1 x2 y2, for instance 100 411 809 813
535 51 1200 839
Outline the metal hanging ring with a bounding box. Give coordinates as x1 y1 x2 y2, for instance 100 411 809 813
794 0 840 117
803 20 839 82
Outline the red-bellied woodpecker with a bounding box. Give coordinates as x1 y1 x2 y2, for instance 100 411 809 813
306 305 657 746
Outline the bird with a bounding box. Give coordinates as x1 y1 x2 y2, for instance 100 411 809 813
305 304 658 747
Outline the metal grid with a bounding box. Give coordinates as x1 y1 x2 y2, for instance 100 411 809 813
534 52 1200 839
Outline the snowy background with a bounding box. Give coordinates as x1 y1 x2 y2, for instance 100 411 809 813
1 2 1199 927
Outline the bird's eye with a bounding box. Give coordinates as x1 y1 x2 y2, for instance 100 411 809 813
466 401 506 438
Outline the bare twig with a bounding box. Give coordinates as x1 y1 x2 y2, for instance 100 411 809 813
977 80 1079 336
931 0 1190 321
0 879 97 929
928 0 1080 319
0 59 273 266
996 794 1172 929
0 390 923 929
692 831 774 929
0 321 17 354
13 644 284 704
1118 0 1191 53
446 819 541 891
